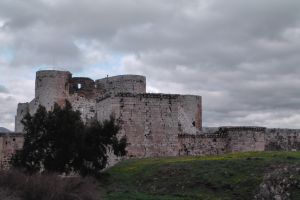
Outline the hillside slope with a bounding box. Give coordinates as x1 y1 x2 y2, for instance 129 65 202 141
102 152 300 200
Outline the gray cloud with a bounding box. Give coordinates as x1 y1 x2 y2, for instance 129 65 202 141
1 0 300 128
0 85 8 93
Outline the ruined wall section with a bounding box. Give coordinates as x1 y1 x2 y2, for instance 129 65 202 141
68 77 97 123
15 103 29 132
69 77 96 98
96 75 146 96
178 95 202 134
0 133 24 170
265 129 300 151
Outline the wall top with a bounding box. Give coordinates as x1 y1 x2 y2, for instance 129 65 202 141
219 126 267 132
36 70 72 75
0 132 24 137
96 74 146 82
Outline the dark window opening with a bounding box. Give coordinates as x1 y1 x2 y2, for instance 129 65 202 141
192 121 195 127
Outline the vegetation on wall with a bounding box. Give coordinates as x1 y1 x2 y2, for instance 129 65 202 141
11 100 127 176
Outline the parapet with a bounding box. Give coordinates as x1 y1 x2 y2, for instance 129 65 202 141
218 126 267 132
96 75 146 95
115 92 180 99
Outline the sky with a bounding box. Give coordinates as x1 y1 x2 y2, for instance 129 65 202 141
1 0 300 130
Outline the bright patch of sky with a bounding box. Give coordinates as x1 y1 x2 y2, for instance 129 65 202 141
78 54 124 80
0 48 14 63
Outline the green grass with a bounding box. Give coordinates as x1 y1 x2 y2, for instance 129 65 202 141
101 152 300 200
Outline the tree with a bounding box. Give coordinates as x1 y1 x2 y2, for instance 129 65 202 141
11 100 127 176
11 105 48 172
74 118 127 176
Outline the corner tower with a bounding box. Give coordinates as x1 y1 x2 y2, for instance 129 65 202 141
35 70 72 110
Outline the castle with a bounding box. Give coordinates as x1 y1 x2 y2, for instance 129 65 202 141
1 70 300 169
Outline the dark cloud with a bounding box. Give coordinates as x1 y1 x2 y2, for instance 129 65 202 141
1 0 300 128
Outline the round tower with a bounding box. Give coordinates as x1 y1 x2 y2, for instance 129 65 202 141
35 70 72 110
95 75 146 95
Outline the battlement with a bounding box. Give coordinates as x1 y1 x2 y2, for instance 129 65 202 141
178 133 228 139
219 126 267 132
115 92 180 99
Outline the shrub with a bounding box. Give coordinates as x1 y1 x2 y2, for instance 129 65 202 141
0 170 102 200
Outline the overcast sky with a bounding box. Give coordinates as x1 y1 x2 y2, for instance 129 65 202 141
1 0 300 130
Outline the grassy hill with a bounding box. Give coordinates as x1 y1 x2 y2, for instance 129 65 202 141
1 152 299 200
102 152 300 200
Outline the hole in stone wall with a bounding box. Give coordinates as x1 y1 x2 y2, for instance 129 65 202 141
192 121 195 127
78 83 82 89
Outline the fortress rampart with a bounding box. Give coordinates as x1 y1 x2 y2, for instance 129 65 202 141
178 127 300 156
12 70 202 165
1 69 300 169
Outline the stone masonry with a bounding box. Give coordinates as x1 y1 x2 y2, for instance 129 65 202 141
0 133 23 170
1 69 300 170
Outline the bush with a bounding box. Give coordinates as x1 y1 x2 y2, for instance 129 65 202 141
0 170 102 200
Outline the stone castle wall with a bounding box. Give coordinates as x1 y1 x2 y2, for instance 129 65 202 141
96 93 201 158
13 70 202 165
224 127 266 153
265 129 300 151
3 126 300 170
1 69 299 171
0 133 24 170
178 127 300 156
178 133 228 156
